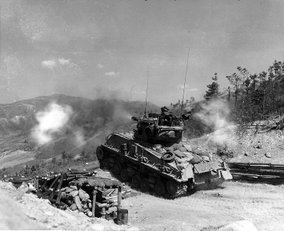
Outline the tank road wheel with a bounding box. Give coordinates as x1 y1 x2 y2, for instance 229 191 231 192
120 168 130 182
131 175 141 189
140 179 150 192
112 162 121 176
166 180 178 196
96 146 104 160
154 180 166 196
100 158 108 169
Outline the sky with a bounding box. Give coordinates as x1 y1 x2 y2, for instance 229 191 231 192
1 0 284 106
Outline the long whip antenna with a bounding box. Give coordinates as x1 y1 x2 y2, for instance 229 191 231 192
181 48 190 115
144 67 149 116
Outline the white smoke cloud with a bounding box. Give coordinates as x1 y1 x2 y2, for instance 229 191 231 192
31 103 73 145
58 58 70 65
73 129 86 147
104 71 119 77
195 99 236 146
41 58 76 70
41 59 56 69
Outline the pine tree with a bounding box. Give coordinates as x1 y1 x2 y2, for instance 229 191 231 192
204 73 219 100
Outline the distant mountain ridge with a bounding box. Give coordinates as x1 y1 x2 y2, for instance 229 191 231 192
0 94 159 136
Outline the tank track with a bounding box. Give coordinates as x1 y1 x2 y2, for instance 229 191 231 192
99 150 194 198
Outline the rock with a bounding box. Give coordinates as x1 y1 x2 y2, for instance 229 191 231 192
178 147 187 152
88 201 92 209
69 203 77 211
243 152 248 156
265 152 272 158
74 196 82 211
87 211 93 217
202 156 210 162
60 191 67 199
69 190 79 197
183 144 192 152
255 141 262 149
218 220 257 231
189 155 202 164
183 152 193 161
79 189 90 201
0 182 15 190
70 185 78 190
65 187 75 193
174 150 186 158
27 183 36 192
18 182 29 193
82 203 88 210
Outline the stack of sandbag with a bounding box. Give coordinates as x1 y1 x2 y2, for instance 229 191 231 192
59 178 132 218
60 185 93 217
169 143 211 164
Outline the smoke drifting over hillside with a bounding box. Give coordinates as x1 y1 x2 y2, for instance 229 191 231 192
80 103 133 152
195 99 236 146
28 97 136 160
31 103 73 145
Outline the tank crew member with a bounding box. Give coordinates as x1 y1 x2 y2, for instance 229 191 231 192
158 106 172 126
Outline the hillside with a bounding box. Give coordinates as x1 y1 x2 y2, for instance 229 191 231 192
0 94 283 176
0 94 159 174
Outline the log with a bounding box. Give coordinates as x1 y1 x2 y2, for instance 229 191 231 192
92 189 97 217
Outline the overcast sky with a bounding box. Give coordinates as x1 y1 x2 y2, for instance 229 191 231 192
1 0 284 105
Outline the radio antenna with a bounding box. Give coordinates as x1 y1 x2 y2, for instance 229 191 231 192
144 67 149 117
181 48 190 115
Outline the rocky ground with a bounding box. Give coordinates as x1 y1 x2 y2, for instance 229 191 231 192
0 180 138 231
188 128 284 164
1 178 284 231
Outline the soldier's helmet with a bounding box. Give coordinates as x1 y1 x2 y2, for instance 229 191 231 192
161 106 169 113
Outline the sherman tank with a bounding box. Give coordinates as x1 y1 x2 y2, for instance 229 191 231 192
96 107 232 198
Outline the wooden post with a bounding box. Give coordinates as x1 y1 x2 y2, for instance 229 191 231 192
101 207 106 219
34 176 39 191
117 186 122 210
49 174 60 200
56 173 65 205
92 188 97 217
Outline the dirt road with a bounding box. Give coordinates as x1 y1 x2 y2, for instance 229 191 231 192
123 181 284 231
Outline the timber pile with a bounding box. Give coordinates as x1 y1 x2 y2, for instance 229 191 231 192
36 169 131 220
228 162 284 184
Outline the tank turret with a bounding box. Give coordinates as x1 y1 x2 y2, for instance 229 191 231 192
132 107 184 144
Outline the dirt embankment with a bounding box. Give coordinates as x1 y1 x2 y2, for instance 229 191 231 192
0 181 138 231
188 127 284 164
229 129 284 163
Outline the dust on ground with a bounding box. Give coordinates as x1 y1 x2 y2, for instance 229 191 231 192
122 181 284 231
